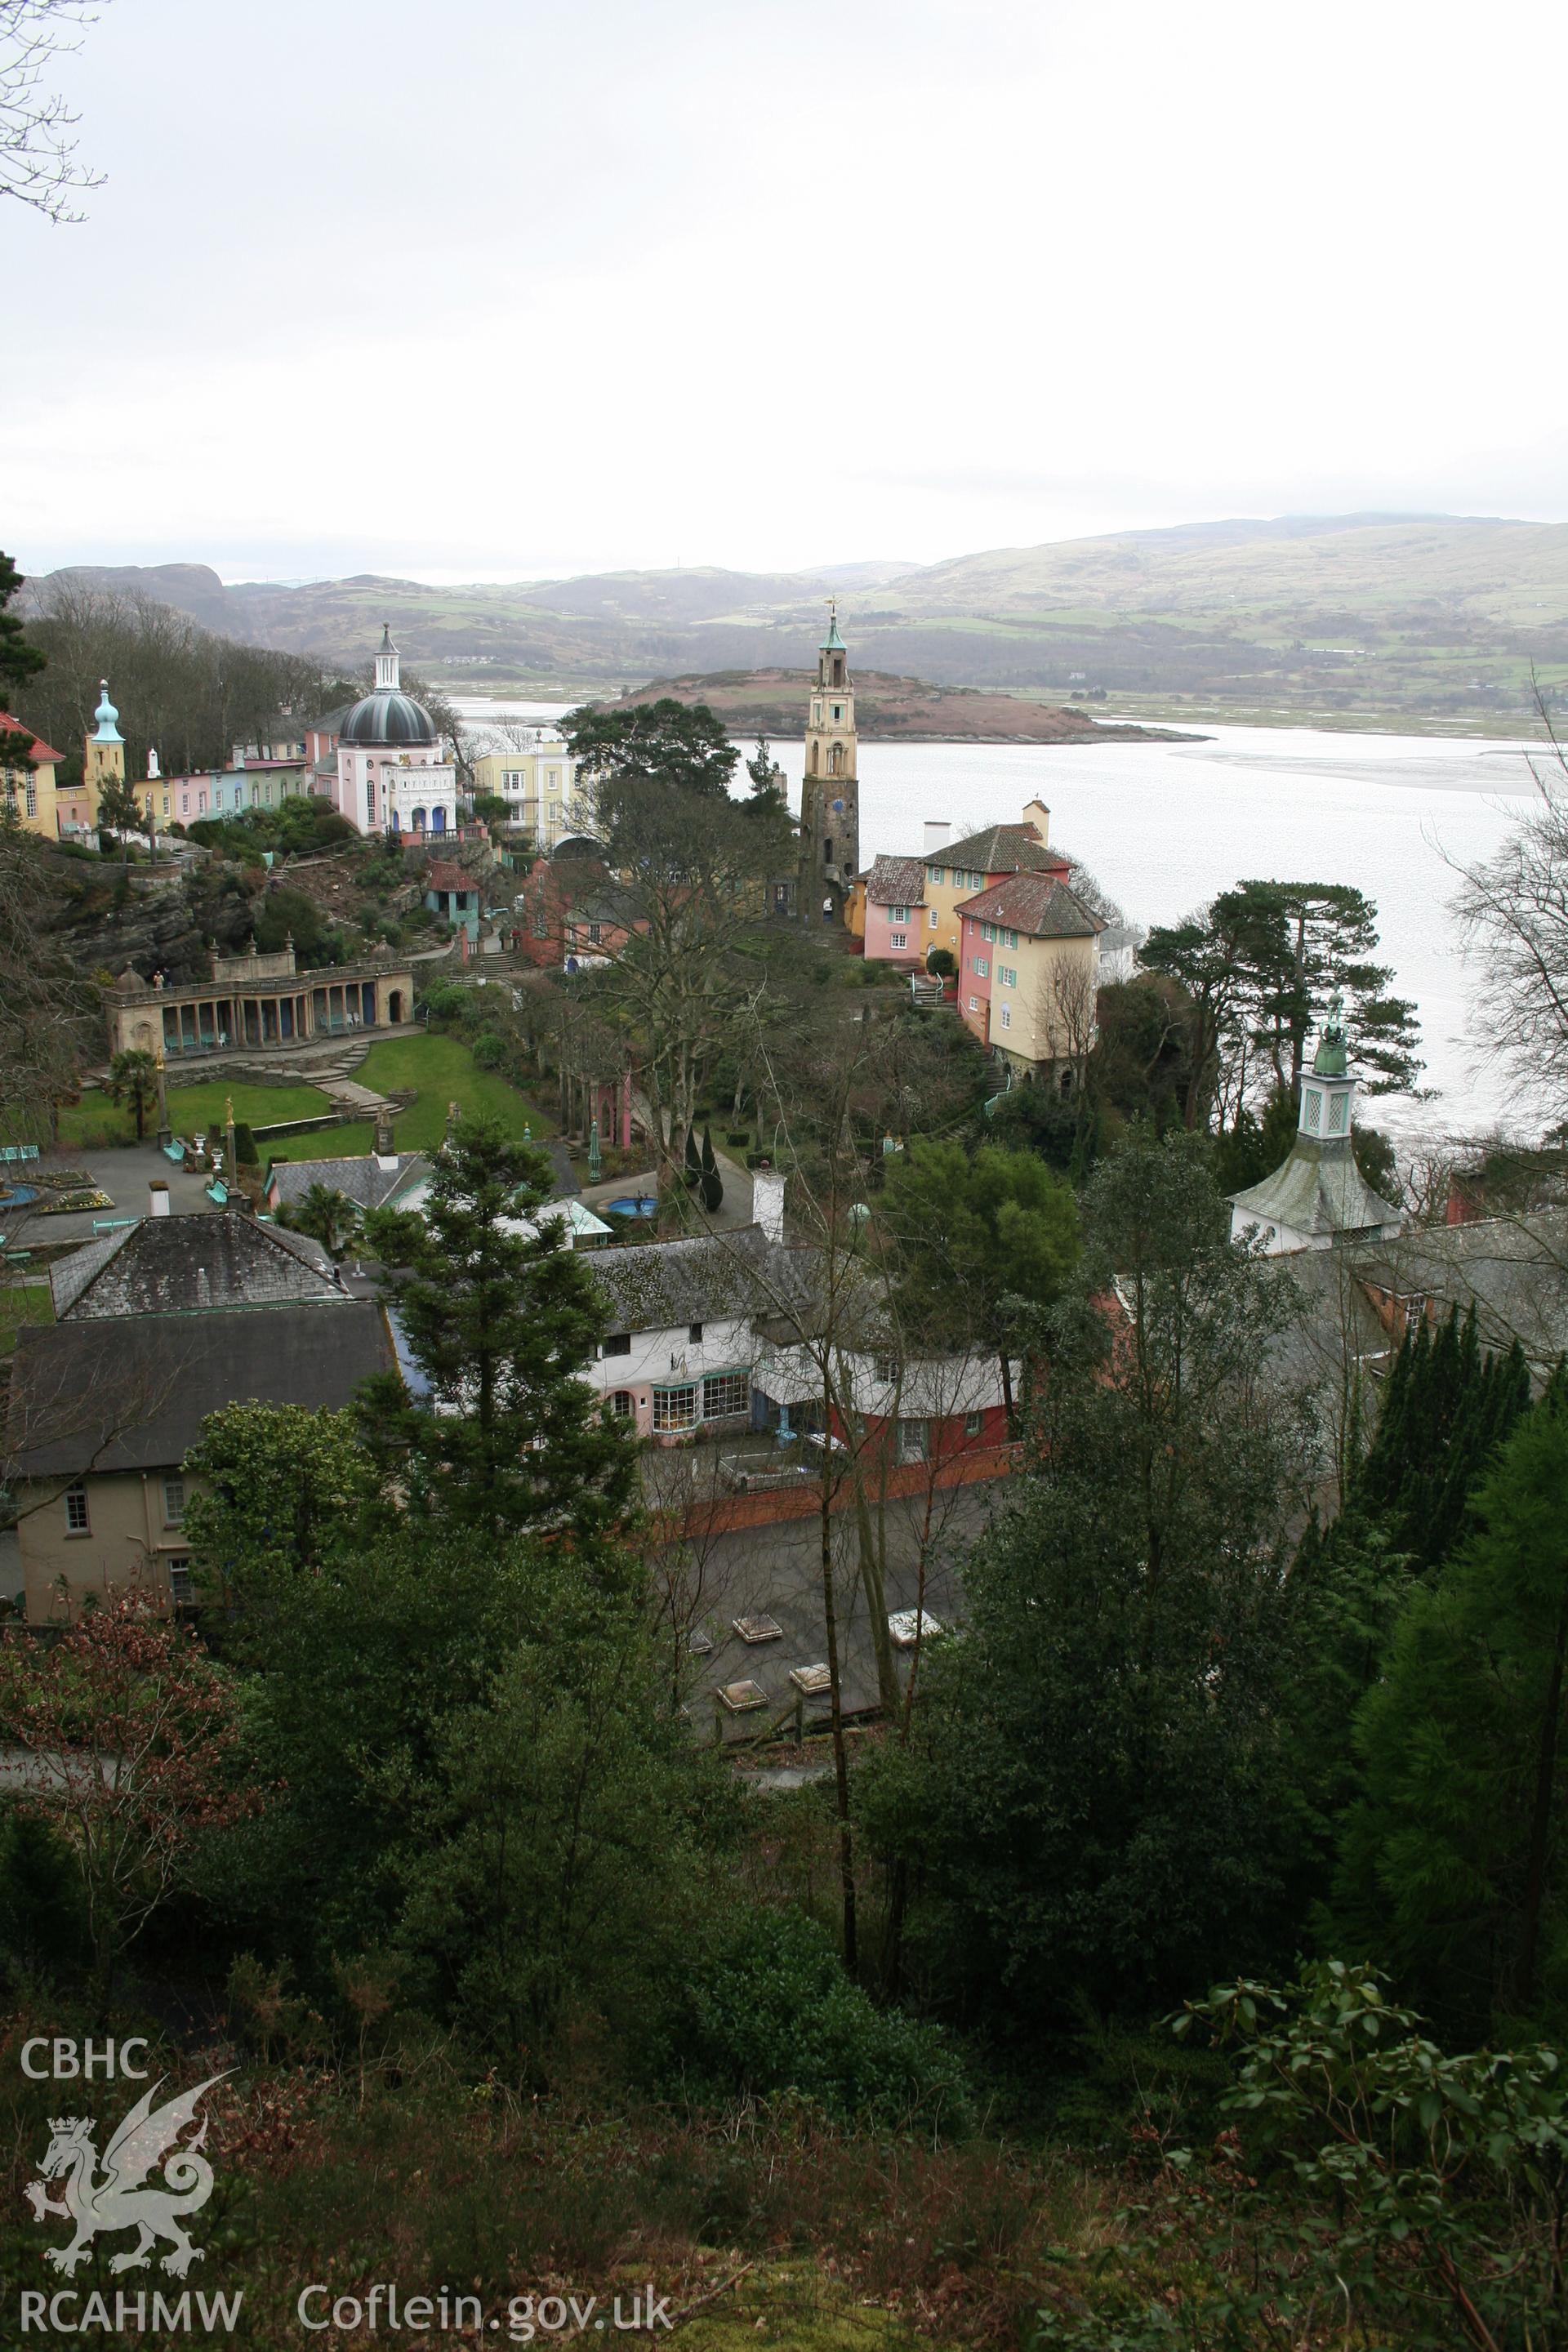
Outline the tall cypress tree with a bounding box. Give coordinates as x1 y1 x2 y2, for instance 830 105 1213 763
1332 1387 1568 2031
699 1123 723 1213
1352 1306 1531 1570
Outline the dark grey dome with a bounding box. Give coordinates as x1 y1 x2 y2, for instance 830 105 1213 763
340 690 437 746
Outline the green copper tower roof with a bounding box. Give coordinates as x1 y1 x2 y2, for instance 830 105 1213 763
1313 995 1348 1078
91 679 122 746
820 600 846 653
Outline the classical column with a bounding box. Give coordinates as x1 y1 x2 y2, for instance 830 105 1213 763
154 1049 171 1150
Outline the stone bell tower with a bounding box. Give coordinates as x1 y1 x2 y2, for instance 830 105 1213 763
798 599 860 924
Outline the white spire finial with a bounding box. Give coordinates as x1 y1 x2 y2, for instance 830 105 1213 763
374 625 401 695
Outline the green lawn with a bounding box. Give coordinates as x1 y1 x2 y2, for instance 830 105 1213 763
287 1036 557 1160
58 1037 554 1159
60 1078 336 1151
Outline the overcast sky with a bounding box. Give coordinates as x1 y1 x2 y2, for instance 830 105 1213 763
8 0 1567 586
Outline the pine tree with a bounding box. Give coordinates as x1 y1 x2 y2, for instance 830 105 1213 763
0 553 44 710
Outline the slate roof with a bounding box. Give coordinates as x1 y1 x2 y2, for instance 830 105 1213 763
267 1153 431 1215
954 871 1102 940
1228 1136 1402 1243
590 1225 819 1338
8 1302 397 1477
50 1214 342 1321
863 855 926 907
936 822 1073 876
1306 1212 1568 1374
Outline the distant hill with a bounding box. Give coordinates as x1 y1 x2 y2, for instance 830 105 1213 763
603 668 1188 744
29 514 1568 727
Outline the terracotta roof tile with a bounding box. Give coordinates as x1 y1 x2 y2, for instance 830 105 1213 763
0 711 64 765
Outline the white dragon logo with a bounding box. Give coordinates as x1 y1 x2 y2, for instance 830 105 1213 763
24 2074 229 2278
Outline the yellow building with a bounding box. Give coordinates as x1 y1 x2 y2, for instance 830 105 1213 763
470 736 578 849
920 800 1071 964
955 868 1102 1083
55 679 124 835
0 711 62 838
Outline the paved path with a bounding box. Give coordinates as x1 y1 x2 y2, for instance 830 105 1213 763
1 1145 224 1253
576 1150 756 1233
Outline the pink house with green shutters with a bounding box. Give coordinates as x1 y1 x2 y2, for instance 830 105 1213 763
860 856 927 964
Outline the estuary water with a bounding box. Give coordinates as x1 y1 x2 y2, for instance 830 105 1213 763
457 699 1546 1138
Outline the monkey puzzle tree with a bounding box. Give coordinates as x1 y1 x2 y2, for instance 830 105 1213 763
363 1115 637 1543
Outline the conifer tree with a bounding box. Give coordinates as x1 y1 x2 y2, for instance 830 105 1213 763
699 1122 723 1213
683 1123 702 1191
1352 1305 1531 1570
362 1116 636 1542
1332 1385 1568 2030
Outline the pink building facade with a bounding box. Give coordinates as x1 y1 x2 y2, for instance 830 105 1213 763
860 855 927 965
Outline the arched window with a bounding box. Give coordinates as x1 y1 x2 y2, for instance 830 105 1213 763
611 1390 635 1418
827 743 844 776
808 742 818 774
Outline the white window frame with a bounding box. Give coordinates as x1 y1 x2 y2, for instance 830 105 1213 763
65 1481 90 1535
889 931 907 950
999 1004 1012 1030
701 1370 750 1420
653 1383 699 1432
163 1476 185 1527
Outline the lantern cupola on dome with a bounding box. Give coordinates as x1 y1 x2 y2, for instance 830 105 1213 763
339 626 438 747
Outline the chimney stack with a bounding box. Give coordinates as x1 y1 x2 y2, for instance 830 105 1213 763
923 820 951 854
752 1166 786 1242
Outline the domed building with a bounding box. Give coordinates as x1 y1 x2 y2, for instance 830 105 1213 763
332 628 457 837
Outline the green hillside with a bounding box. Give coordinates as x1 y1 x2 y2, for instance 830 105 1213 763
35 514 1568 728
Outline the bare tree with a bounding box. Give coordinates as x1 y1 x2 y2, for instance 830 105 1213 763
1446 674 1568 1128
0 0 108 225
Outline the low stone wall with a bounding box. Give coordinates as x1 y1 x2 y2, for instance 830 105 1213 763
250 1114 346 1143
